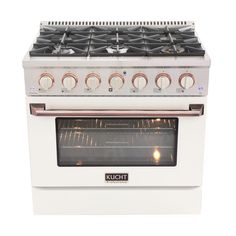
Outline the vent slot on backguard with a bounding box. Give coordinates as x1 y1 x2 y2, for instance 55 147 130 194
41 21 193 27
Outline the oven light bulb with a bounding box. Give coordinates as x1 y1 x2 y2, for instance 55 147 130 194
153 149 161 163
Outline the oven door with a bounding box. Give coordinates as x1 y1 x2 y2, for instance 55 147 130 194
27 97 206 187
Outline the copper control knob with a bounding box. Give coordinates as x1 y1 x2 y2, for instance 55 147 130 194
85 73 101 90
179 73 195 89
109 73 124 90
62 73 77 91
39 73 54 90
156 73 171 89
132 73 148 90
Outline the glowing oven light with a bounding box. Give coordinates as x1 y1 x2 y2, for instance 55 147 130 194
153 149 161 163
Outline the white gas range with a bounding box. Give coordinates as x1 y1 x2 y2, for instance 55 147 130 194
23 21 210 214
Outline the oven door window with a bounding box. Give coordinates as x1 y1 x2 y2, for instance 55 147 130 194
56 118 178 166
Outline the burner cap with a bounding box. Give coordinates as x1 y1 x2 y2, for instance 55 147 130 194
161 45 185 54
52 47 74 55
60 48 75 55
106 45 129 54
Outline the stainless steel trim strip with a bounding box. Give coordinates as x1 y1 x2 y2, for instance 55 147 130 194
30 104 204 117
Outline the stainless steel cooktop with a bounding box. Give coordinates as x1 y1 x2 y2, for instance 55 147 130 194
29 21 205 57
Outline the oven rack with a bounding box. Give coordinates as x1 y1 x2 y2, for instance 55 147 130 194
57 129 176 147
59 127 175 131
61 145 175 149
57 118 178 148
57 118 177 130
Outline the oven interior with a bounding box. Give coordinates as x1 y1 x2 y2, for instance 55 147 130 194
56 118 178 166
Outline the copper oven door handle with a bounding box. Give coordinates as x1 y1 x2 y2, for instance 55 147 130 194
30 104 204 117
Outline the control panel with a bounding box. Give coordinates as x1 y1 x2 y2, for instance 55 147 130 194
25 67 209 96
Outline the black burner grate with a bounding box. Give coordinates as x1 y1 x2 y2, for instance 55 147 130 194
29 25 205 57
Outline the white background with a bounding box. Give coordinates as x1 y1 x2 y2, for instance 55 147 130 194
0 0 236 235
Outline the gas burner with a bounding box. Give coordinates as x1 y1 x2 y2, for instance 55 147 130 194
52 47 78 55
161 45 185 54
106 45 129 54
29 25 205 57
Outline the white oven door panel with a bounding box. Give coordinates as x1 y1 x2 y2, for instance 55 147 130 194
26 96 206 187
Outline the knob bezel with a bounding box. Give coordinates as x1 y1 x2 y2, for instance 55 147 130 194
155 73 171 89
132 73 148 89
62 73 78 89
85 73 101 90
109 73 124 89
38 73 54 89
179 73 195 89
